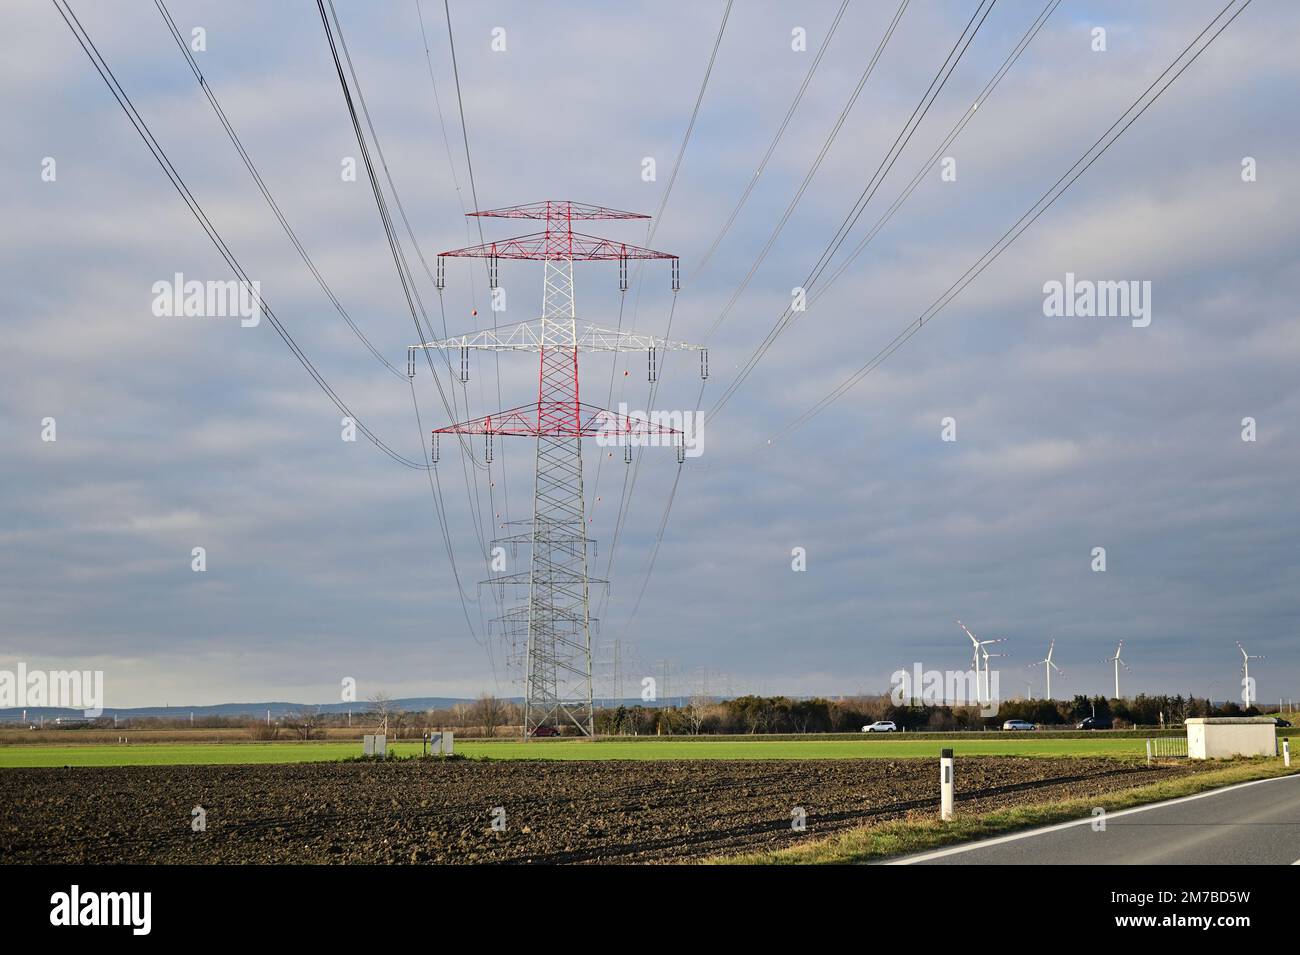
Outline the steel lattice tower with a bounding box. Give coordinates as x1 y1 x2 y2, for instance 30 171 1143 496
410 201 705 737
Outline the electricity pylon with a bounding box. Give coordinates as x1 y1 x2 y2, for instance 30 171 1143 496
411 201 706 738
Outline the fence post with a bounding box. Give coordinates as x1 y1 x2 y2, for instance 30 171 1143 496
940 748 954 820
1146 739 1152 765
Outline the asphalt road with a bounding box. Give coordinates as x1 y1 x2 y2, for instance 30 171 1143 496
889 772 1300 865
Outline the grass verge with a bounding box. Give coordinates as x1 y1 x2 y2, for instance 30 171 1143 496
709 758 1300 865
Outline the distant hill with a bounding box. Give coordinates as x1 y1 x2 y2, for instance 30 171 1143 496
0 696 682 721
0 697 496 720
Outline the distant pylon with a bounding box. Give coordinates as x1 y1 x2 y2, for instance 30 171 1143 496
412 201 705 738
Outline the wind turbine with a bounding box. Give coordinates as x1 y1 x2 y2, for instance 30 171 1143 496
1028 638 1063 700
1236 642 1265 707
957 620 1003 704
1102 641 1129 699
981 646 1009 705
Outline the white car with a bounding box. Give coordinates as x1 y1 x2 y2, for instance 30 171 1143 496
1002 719 1037 731
862 721 898 733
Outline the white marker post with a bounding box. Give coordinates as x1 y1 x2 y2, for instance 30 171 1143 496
1284 738 1291 768
1146 739 1152 766
940 748 954 820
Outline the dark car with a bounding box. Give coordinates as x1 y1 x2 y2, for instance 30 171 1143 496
530 726 562 738
1075 716 1113 730
1273 718 1292 728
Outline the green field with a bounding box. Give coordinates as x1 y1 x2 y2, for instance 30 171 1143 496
0 735 1152 768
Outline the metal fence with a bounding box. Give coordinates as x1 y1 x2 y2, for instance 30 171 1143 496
1147 736 1189 760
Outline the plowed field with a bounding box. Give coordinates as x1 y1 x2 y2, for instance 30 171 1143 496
0 757 1204 864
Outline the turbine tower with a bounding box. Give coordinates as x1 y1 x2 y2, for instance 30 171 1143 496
412 200 706 738
1028 638 1062 700
981 646 1007 705
1103 641 1129 699
957 620 1003 705
1236 641 1264 707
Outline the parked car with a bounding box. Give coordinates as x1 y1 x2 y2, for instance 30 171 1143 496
1002 719 1036 731
1272 718 1292 727
861 720 898 733
1076 716 1113 730
530 726 562 738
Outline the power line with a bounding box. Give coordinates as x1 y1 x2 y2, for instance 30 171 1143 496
409 380 487 646
152 0 404 380
601 295 679 589
616 0 1147 637
707 0 996 421
610 0 735 352
616 376 707 636
676 0 1058 476
324 0 501 561
50 0 433 472
594 1 734 607
691 0 851 281
155 0 489 640
417 0 512 533
647 0 734 238
317 0 500 638
318 0 494 527
701 0 911 341
442 0 485 245
609 0 916 604
773 0 1253 442
102 0 485 641
621 0 1248 637
800 0 1061 320
415 0 469 223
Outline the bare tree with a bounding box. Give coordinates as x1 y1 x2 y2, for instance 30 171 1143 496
369 691 393 735
686 696 709 735
246 720 279 741
451 702 470 730
286 708 323 741
470 694 509 738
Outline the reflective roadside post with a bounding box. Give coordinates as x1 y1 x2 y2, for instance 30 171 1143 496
1284 738 1291 768
940 748 954 820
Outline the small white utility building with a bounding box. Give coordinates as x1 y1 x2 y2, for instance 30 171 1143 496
1185 717 1276 760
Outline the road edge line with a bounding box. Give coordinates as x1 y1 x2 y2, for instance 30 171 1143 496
884 770 1300 865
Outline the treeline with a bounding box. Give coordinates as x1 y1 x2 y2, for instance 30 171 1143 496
594 693 1267 735
64 695 525 740
54 692 1271 739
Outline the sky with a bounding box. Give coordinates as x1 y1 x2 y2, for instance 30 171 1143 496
2 0 1297 709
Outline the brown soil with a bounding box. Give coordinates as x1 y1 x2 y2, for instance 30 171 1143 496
0 757 1205 864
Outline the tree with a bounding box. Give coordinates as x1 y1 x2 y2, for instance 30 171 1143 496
369 691 393 735
286 708 322 740
685 696 710 735
451 702 470 730
790 699 831 734
470 694 510 739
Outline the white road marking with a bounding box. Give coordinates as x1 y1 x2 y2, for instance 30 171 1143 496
886 771 1300 865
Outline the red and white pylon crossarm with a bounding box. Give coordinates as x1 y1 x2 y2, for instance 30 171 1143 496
409 200 706 738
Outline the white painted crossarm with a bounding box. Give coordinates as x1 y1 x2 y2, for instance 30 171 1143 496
411 320 703 353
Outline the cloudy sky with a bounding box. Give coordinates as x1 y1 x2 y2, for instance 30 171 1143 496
2 0 1296 709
